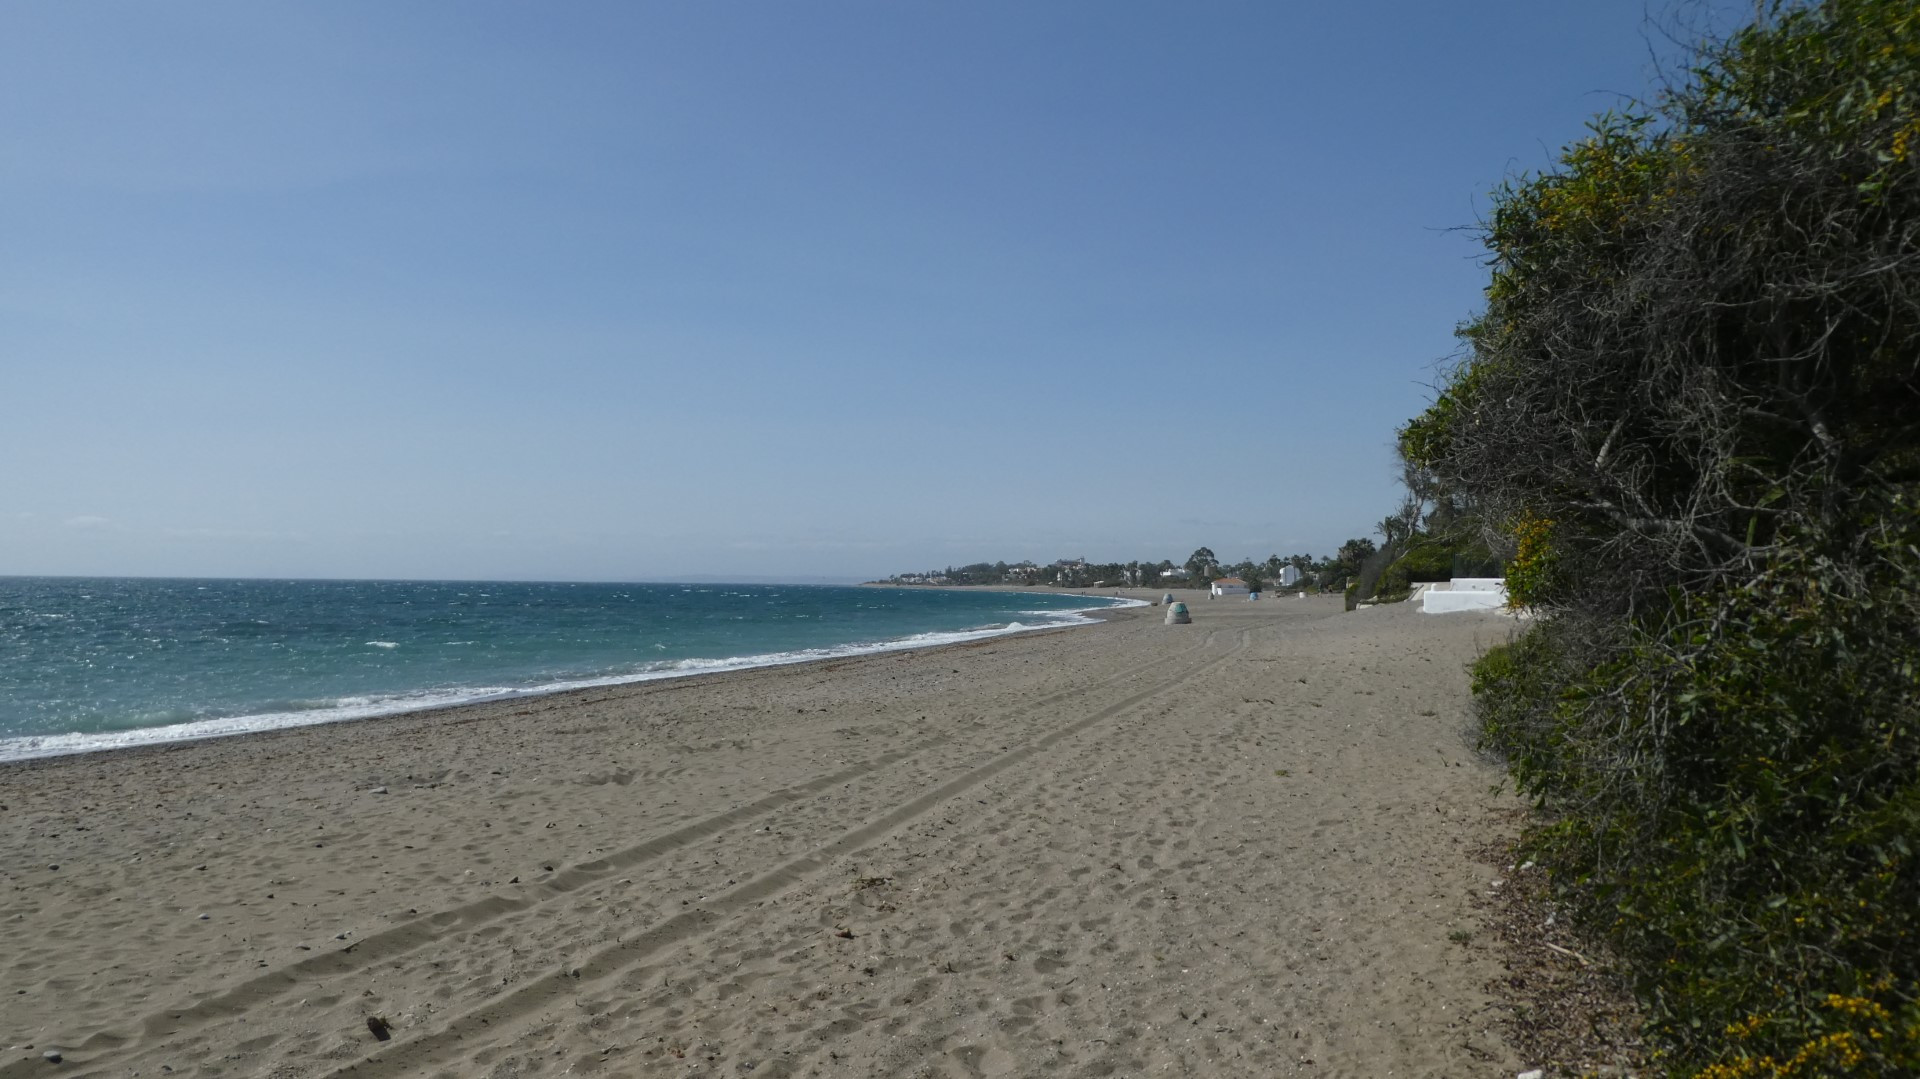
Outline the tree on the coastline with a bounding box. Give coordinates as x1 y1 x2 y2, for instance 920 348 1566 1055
884 549 1345 591
1333 538 1374 579
1403 1 1920 1071
1375 515 1411 547
1184 547 1218 583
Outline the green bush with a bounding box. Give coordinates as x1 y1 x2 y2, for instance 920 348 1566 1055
1503 512 1560 610
1399 539 1457 582
1370 584 1413 604
1477 509 1920 1076
1439 2 1920 1072
1372 537 1463 600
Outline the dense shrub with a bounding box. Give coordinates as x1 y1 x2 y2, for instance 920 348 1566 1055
1402 0 1920 615
1366 537 1461 602
1502 512 1560 609
1420 1 1920 1073
1477 508 1920 1075
1393 538 1457 584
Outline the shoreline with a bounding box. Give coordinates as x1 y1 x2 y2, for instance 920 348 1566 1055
0 590 1149 767
2 591 1530 1076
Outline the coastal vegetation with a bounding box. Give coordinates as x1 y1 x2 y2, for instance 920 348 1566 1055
1401 1 1920 1073
881 546 1376 592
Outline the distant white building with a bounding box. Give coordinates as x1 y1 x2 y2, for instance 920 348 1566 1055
1160 567 1188 580
1279 565 1301 587
1211 577 1250 597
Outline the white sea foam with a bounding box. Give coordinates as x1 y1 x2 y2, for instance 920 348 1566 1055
0 599 1134 763
1021 596 1150 622
365 641 399 649
0 685 520 763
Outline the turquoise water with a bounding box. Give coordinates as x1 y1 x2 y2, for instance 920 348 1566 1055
0 578 1134 761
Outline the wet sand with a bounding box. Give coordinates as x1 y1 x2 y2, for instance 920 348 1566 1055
2 590 1527 1078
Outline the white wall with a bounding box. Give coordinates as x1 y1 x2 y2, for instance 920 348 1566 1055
1420 578 1508 613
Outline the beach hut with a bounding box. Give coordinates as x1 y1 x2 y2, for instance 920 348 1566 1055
1210 577 1250 598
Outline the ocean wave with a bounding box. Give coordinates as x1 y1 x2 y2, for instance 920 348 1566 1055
0 598 1132 763
1022 597 1150 620
0 685 519 763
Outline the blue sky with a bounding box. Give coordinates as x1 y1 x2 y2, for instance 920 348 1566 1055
2 1 1746 582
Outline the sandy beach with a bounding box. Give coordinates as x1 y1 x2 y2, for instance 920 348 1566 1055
3 591 1528 1078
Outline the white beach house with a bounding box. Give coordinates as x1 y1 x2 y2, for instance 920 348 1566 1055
1210 577 1250 597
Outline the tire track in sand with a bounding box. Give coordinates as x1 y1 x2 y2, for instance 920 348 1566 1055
321 629 1251 1078
18 622 1226 1079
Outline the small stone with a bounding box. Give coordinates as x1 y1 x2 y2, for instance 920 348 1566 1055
46 864 58 871
42 1050 62 1063
370 786 388 795
198 913 210 920
1518 1071 1544 1079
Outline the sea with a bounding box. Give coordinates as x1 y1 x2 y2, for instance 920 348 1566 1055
0 577 1138 762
